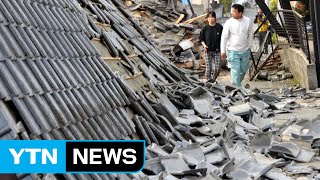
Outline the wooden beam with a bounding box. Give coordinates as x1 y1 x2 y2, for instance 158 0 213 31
183 14 206 24
175 14 185 24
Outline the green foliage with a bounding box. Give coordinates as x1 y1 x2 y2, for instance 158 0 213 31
271 33 278 44
270 0 278 11
220 0 233 15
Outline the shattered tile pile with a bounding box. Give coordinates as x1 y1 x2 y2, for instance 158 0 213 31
124 0 207 74
0 0 320 180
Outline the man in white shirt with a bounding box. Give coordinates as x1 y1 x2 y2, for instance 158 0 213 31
220 4 254 87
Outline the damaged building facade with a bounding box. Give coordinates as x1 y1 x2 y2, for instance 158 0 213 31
0 0 320 180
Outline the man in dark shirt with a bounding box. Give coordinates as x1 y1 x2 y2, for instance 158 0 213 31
199 11 223 82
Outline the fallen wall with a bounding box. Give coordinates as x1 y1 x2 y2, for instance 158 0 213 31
279 46 318 90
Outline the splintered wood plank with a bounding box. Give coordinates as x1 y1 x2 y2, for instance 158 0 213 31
175 14 185 24
184 14 206 24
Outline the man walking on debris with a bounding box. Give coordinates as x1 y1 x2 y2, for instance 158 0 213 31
220 4 254 87
254 8 269 54
199 11 223 83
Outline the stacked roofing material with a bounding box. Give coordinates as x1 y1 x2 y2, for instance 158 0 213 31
0 0 135 141
1 0 320 180
123 0 207 75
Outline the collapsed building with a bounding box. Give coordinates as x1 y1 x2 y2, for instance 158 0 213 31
0 0 320 179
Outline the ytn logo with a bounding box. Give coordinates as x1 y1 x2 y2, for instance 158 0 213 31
9 148 57 164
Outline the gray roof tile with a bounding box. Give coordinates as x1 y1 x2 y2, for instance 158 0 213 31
0 24 24 58
47 31 68 57
82 119 101 139
87 118 108 139
40 30 63 58
0 62 23 97
60 126 76 140
70 32 91 56
100 114 122 139
9 25 33 58
52 92 77 124
65 32 84 56
15 59 43 93
24 1 46 29
0 0 157 145
96 83 117 108
35 59 60 90
106 111 128 137
58 91 83 121
76 121 93 140
46 6 64 31
79 57 101 82
24 27 47 57
95 4 111 24
0 7 6 23
12 97 42 135
63 59 87 86
51 128 67 139
26 59 52 92
0 75 11 100
16 0 38 27
46 59 70 88
33 94 60 129
0 0 15 23
55 59 79 87
5 60 33 95
51 6 70 31
43 93 69 126
87 57 107 81
70 88 95 118
24 96 52 132
69 58 92 84
69 124 85 139
32 2 53 29
33 29 56 58
10 0 30 25
17 26 41 57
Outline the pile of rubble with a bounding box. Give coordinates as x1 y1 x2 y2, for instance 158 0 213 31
124 0 208 77
0 0 320 179
256 51 294 82
132 81 320 179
